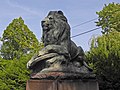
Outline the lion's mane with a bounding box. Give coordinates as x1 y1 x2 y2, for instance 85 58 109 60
41 11 71 52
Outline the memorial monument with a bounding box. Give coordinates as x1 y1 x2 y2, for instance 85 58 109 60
26 11 99 90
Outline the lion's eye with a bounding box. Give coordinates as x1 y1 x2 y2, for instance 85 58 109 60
49 17 53 20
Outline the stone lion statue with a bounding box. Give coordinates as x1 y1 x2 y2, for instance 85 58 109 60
41 11 91 69
42 11 80 60
27 11 92 78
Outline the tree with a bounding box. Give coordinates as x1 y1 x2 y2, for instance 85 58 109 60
0 17 39 60
86 3 120 90
0 17 44 89
96 3 120 34
0 54 33 90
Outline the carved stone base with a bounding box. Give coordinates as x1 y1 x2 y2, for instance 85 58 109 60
30 71 96 79
30 65 94 79
26 78 99 90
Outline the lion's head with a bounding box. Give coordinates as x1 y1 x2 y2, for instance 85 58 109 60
41 11 71 47
41 11 68 30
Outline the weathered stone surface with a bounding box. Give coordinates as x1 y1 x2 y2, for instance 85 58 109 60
31 71 96 80
27 10 94 79
26 79 99 90
27 53 58 68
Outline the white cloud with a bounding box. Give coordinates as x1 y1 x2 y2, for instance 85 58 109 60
6 0 44 17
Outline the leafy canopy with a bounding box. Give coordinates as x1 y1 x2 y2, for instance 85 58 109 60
96 3 120 34
87 31 120 89
0 54 33 90
86 3 120 90
0 17 44 90
0 17 39 60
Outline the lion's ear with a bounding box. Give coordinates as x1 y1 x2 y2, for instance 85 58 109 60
58 11 64 15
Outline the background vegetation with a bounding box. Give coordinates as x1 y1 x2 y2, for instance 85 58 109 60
86 3 120 90
0 17 43 90
0 2 119 90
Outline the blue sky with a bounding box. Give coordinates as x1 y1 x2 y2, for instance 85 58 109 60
0 0 119 51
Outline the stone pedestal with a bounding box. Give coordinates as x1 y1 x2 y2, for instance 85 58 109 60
26 79 99 90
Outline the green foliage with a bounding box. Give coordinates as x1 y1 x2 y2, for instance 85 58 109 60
0 54 33 90
96 3 120 34
0 17 44 89
86 3 120 89
87 31 120 89
0 17 39 60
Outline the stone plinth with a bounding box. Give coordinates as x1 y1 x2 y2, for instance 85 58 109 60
26 79 99 90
